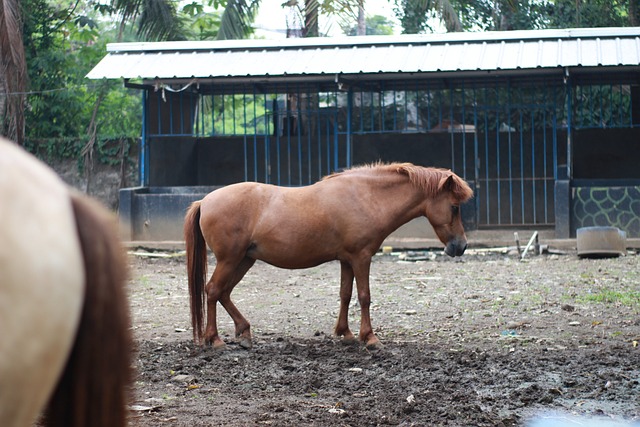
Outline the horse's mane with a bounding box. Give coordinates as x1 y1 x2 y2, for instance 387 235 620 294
324 162 473 202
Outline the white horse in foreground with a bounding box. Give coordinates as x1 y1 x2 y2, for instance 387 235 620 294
0 137 132 427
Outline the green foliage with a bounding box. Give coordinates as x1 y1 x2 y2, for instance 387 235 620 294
547 0 629 28
451 0 553 31
181 2 224 40
197 93 275 135
393 0 438 33
394 0 638 33
20 0 143 166
342 14 395 35
578 288 640 306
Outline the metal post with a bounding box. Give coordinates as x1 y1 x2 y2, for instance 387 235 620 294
565 68 573 180
346 87 352 168
141 90 148 187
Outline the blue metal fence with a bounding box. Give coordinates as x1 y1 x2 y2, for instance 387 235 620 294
144 76 638 228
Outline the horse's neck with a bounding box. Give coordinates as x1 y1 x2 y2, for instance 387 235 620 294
362 173 427 231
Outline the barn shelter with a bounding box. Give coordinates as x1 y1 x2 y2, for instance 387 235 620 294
87 27 640 243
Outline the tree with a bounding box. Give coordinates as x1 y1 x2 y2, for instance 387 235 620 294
216 0 260 40
0 0 27 145
393 0 462 33
547 0 631 28
342 14 395 35
448 0 552 31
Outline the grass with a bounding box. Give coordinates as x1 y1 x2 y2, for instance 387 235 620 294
578 288 640 306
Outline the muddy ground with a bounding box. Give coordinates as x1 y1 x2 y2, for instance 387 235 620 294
126 247 640 426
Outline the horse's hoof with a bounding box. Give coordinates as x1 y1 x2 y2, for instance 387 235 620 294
213 344 227 352
238 337 253 349
340 335 358 345
365 340 384 351
211 338 227 351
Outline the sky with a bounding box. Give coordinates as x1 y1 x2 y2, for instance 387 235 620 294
253 0 401 38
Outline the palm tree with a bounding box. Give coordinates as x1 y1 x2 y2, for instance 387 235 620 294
108 0 186 41
0 0 27 145
395 0 462 34
217 0 261 40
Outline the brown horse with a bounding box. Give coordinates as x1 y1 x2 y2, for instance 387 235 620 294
185 162 473 350
0 138 132 427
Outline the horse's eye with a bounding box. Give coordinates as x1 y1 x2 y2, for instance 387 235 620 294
451 205 460 216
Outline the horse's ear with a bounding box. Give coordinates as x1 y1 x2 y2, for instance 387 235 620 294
439 173 474 201
438 174 456 193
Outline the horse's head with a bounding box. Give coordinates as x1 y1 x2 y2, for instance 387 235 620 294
424 172 474 257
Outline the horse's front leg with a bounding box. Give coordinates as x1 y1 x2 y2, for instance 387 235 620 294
353 256 382 349
334 261 356 344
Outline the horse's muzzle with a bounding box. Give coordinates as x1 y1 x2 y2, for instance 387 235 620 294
444 239 467 257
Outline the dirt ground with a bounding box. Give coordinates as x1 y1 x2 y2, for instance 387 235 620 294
126 247 640 427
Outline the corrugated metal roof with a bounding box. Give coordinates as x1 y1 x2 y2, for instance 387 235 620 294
87 27 640 82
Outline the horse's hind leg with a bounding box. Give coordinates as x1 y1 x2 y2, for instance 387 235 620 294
334 261 356 344
205 256 255 349
219 256 256 349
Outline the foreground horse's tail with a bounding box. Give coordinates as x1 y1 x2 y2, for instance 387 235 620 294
45 194 132 427
184 201 207 344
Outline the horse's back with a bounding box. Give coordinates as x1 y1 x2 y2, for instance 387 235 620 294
197 181 359 267
0 139 85 426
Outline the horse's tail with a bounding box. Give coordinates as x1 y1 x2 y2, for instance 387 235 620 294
45 194 132 427
184 200 207 344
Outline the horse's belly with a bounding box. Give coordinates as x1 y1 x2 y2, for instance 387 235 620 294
247 240 336 269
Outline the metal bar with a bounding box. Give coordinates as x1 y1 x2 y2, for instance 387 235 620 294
264 92 270 183
483 86 490 225
317 93 322 180
221 93 225 135
333 90 339 171
358 89 364 133
565 70 573 179
589 84 594 128
404 87 408 131
381 84 386 132
156 90 162 136
507 81 513 224
530 85 537 224
243 91 248 182
141 90 148 186
609 83 613 127
347 88 352 168
326 111 330 175
618 82 624 127
461 83 467 179
168 90 174 134
179 91 184 134
232 87 236 134
307 88 312 184
416 83 422 131
629 82 634 126
253 86 258 182
286 87 292 185
297 85 303 185
542 97 548 224
370 90 374 132
472 83 480 226
496 88 502 226
449 88 455 172
427 83 432 129
276 96 282 185
519 108 525 224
